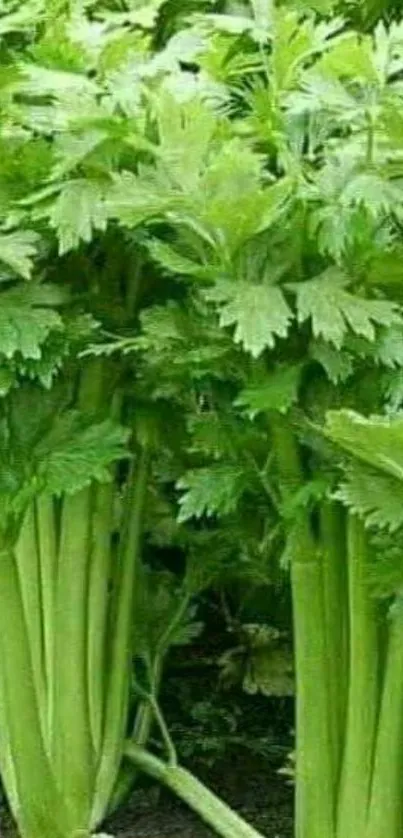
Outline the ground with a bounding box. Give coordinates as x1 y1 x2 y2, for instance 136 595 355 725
0 754 293 838
1 657 294 837
106 754 293 838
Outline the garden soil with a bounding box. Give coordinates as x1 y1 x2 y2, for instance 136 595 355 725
106 755 293 838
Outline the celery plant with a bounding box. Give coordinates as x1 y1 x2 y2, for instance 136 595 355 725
81 4 403 838
0 9 275 838
0 362 264 838
3 2 403 838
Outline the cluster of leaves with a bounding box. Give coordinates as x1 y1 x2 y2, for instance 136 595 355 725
4 0 403 746
166 690 290 767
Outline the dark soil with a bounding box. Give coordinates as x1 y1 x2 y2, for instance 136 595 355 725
106 754 293 838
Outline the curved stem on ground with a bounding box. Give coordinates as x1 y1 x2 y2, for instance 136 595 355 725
125 743 265 838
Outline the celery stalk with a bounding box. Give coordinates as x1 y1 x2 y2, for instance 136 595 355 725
53 491 94 830
92 446 149 827
320 502 348 792
336 516 380 838
15 507 47 736
291 542 336 838
0 548 72 838
271 421 335 838
366 601 403 838
35 495 58 745
87 482 114 759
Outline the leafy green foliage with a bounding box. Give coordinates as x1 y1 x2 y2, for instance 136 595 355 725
334 464 403 532
3 3 403 836
177 465 246 522
206 282 293 357
326 411 403 482
311 341 354 384
49 180 108 255
0 384 130 542
36 414 130 495
366 533 403 598
0 230 40 279
292 269 401 349
1 0 402 597
236 365 302 417
0 284 64 360
132 567 203 674
218 624 294 697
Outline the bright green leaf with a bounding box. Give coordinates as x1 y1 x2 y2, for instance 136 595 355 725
206 281 293 358
49 180 108 254
311 340 354 383
146 239 213 280
177 465 245 522
236 365 302 416
0 230 40 279
37 415 130 495
326 410 403 482
292 268 401 349
106 170 174 228
0 283 64 360
335 463 403 532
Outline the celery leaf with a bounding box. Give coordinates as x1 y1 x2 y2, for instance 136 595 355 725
335 463 403 532
206 281 293 358
0 283 64 360
177 465 245 522
326 410 403 482
37 415 130 495
49 180 109 254
292 268 401 349
0 230 40 279
236 365 302 417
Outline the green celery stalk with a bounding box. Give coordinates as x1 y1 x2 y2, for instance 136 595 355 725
291 537 336 838
92 446 150 828
34 495 58 746
271 421 335 838
0 548 73 838
87 482 114 759
52 490 94 830
336 516 380 838
319 501 348 793
15 507 47 737
366 600 403 838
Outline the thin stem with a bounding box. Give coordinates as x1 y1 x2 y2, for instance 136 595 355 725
244 450 280 512
125 744 265 838
105 692 157 818
155 592 192 660
105 655 164 818
149 694 177 766
92 446 150 828
104 587 192 815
